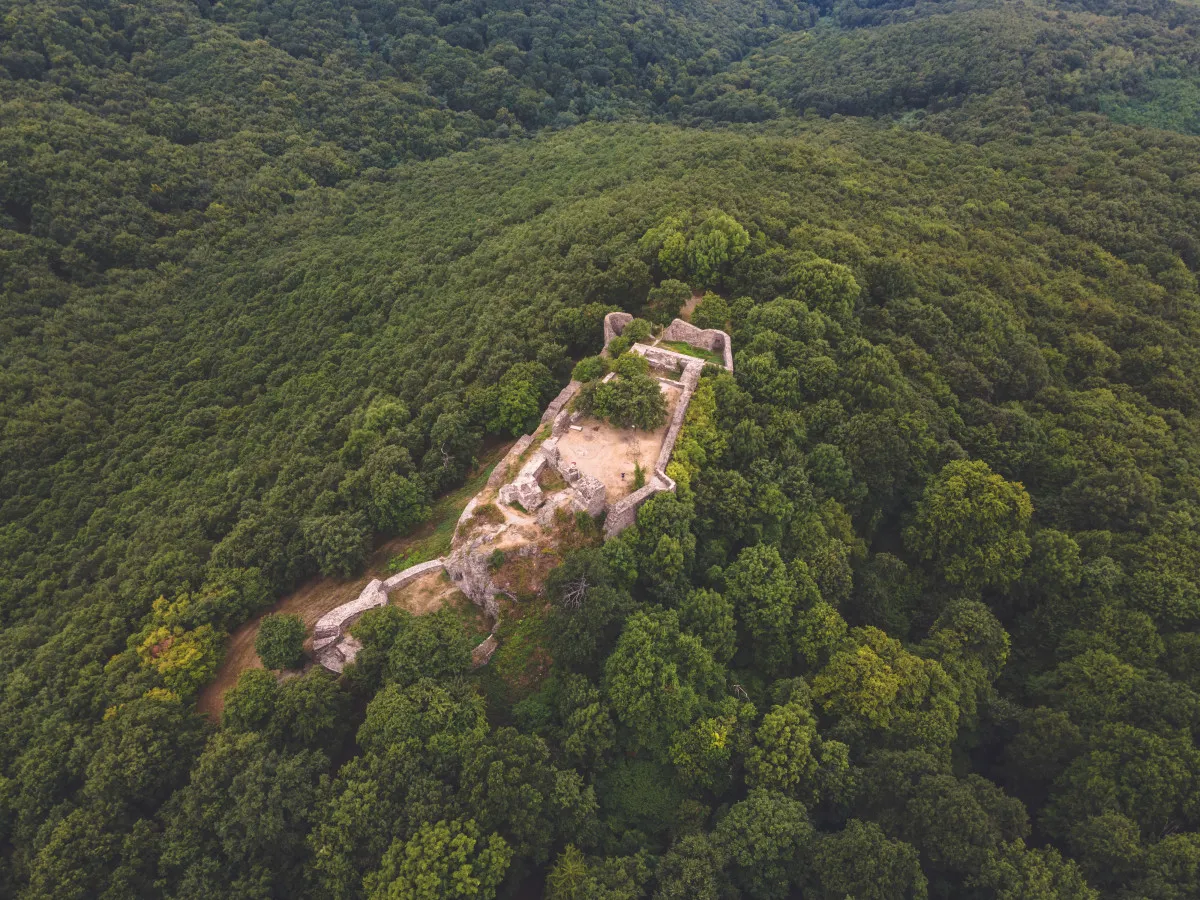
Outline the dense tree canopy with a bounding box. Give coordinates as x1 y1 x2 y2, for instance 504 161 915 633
3 0 1200 896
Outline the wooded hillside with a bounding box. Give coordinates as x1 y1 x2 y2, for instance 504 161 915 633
3 1 1200 897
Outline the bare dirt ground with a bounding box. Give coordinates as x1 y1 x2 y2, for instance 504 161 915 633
196 572 367 719
679 291 704 322
556 383 681 501
389 569 462 615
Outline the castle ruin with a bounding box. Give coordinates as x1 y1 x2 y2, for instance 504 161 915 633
313 312 732 673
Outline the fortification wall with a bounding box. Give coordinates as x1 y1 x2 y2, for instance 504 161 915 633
661 319 734 371
655 360 703 475
486 434 534 491
603 311 633 347
313 558 447 673
542 380 581 424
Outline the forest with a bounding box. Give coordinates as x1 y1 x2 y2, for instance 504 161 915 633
2 0 1200 897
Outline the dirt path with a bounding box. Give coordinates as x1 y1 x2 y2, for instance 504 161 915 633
196 573 367 719
679 291 703 322
196 441 514 720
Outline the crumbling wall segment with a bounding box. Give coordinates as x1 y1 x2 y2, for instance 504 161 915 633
603 311 633 347
660 318 734 372
313 558 448 673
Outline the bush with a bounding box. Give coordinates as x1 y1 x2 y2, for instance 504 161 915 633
606 317 654 356
256 613 307 670
572 355 609 382
625 318 654 344
590 370 668 430
613 353 651 378
472 503 506 525
692 292 731 330
646 279 692 325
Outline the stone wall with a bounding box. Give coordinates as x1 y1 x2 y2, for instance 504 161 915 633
604 472 677 538
498 451 551 511
603 311 633 347
541 380 581 424
655 360 703 475
661 318 734 372
314 558 447 673
486 433 534 490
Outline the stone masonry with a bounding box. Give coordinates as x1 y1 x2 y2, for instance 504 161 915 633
313 558 447 673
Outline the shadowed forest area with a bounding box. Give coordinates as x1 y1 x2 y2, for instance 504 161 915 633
3 0 1200 897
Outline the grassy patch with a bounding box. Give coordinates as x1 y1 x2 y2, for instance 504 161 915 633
386 444 511 573
448 593 493 643
660 340 725 367
493 546 561 601
538 467 568 492
554 508 606 554
482 602 552 708
472 502 505 525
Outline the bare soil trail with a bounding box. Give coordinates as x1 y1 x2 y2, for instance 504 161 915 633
197 441 514 720
679 291 703 322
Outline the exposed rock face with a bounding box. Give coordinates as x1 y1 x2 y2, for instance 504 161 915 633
471 634 499 667
444 537 503 620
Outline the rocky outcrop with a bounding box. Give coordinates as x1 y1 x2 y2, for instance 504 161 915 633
444 534 505 620
471 634 499 667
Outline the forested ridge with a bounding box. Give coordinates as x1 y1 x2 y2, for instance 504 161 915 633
3 0 1200 897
